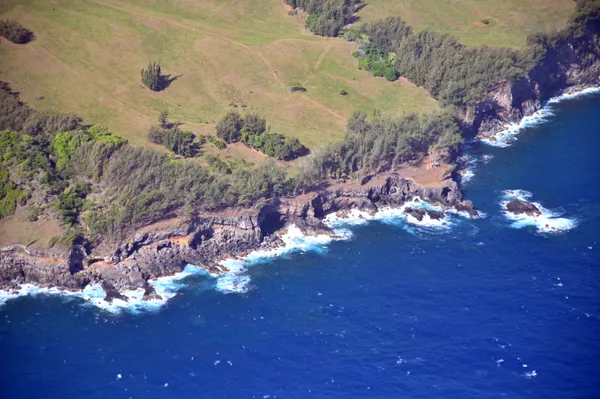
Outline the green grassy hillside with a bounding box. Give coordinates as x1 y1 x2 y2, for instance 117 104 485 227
0 0 436 159
356 0 574 48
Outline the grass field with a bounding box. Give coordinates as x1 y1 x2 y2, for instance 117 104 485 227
0 0 436 160
356 0 574 48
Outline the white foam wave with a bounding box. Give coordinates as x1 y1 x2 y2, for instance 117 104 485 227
481 87 600 147
0 198 476 310
215 198 471 294
547 87 600 104
457 153 494 185
215 224 341 294
0 264 210 314
501 190 576 234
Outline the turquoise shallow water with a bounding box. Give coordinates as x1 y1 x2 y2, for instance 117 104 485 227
1 93 599 399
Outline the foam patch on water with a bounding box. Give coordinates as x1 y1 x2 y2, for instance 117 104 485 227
501 190 576 234
0 264 211 314
457 153 494 185
215 198 469 294
325 197 454 230
547 87 600 104
481 87 600 147
215 225 341 294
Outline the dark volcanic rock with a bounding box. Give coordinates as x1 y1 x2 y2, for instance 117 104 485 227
403 207 445 221
142 285 162 301
506 199 542 216
101 281 128 303
0 173 475 296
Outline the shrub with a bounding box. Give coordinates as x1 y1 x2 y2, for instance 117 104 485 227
141 61 162 91
288 81 307 92
206 136 227 150
243 112 267 135
158 110 169 128
147 125 165 144
54 183 90 226
340 89 348 95
383 67 398 82
0 20 34 44
163 127 197 157
27 206 40 222
216 111 243 143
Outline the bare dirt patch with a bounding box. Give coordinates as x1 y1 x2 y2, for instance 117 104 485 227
0 207 63 249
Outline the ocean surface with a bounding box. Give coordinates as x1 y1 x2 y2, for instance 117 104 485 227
1 92 600 398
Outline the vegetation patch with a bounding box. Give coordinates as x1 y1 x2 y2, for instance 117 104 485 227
141 62 178 92
287 81 307 92
0 19 34 44
357 17 535 106
284 0 362 37
216 111 309 161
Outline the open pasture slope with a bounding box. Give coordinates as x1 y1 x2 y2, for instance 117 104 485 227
0 0 436 152
357 0 574 48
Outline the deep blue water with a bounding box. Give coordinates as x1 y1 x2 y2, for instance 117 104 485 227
1 94 600 399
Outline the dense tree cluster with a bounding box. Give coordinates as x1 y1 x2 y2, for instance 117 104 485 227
358 18 533 106
0 19 34 44
216 111 308 161
355 40 398 81
296 111 461 185
284 0 361 37
147 125 198 157
354 1 600 107
147 112 199 157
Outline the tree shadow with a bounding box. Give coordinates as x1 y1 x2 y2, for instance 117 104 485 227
158 74 182 91
19 31 36 44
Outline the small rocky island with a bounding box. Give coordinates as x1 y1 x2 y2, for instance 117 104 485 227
505 199 542 217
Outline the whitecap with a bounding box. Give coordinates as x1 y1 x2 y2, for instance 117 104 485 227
501 190 576 234
524 370 537 379
214 224 342 295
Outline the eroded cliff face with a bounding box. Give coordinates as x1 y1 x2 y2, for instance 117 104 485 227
459 33 600 139
0 173 473 296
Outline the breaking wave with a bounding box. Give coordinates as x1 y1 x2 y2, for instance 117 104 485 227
0 198 477 312
457 153 494 185
501 190 577 234
480 87 600 148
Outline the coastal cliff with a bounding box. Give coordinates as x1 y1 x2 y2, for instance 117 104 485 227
0 172 472 297
459 23 600 140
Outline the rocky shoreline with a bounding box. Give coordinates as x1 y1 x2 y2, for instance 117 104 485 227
0 171 475 301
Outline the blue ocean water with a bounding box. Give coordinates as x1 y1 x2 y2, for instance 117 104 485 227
1 94 600 399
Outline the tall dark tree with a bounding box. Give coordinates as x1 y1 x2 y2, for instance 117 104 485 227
141 62 162 91
216 111 243 143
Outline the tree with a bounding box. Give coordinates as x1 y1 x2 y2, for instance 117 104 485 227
243 112 267 135
0 19 34 44
147 125 165 144
158 110 169 128
141 62 162 91
216 111 243 143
